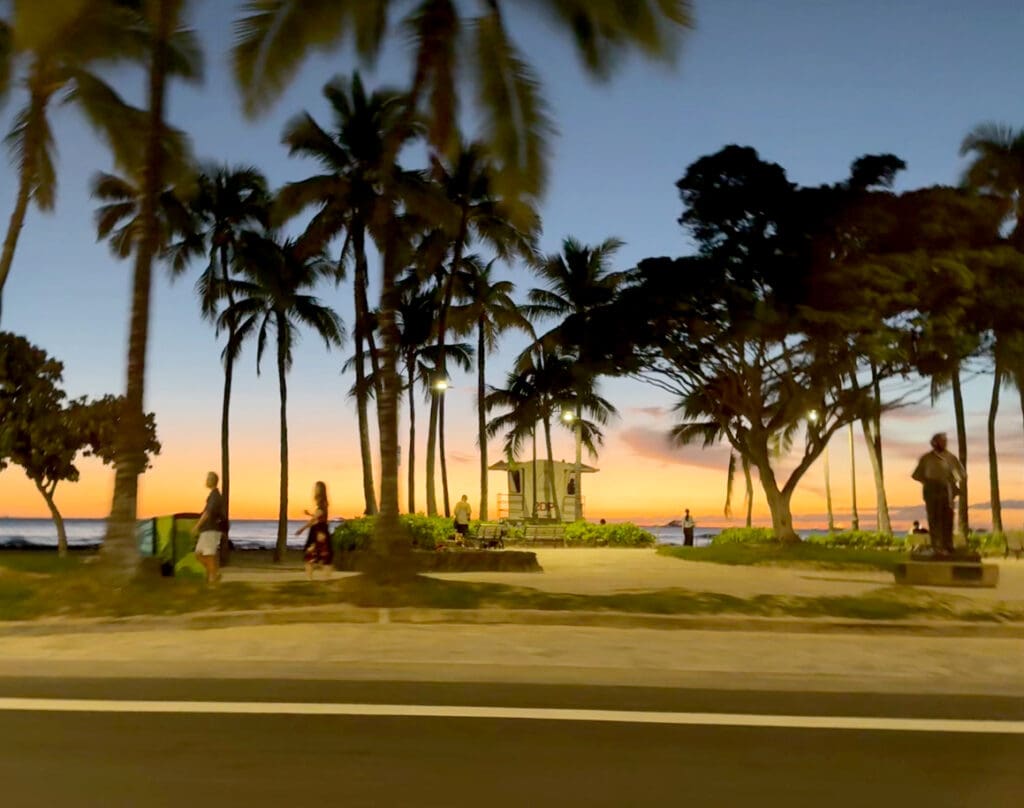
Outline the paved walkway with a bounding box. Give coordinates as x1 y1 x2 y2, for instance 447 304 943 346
227 547 1024 605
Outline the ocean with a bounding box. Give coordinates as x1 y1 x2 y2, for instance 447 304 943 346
0 518 825 550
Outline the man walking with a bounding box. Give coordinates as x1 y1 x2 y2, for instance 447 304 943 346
453 494 472 543
911 433 965 556
191 471 226 583
682 509 696 547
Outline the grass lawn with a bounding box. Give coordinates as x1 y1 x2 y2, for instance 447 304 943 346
1 549 1020 624
657 542 905 572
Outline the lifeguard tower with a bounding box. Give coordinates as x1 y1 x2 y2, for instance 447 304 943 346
490 458 598 522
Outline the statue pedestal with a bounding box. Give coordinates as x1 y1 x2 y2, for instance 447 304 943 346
894 561 999 588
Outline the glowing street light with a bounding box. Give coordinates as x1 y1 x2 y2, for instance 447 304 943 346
433 378 449 392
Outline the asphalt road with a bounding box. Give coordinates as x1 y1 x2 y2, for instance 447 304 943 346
0 679 1021 807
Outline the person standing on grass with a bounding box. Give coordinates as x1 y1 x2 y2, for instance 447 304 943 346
682 509 696 546
296 481 333 580
192 471 226 583
454 494 472 542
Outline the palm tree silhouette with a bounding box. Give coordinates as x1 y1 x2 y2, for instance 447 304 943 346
224 231 345 561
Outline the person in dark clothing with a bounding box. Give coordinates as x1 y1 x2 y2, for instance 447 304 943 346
297 481 333 580
911 433 965 555
682 509 696 546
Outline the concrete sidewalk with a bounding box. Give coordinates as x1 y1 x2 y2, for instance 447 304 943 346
1 621 1021 697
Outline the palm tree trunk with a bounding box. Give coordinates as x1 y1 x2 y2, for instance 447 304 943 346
219 246 235 562
742 455 753 528
426 392 439 515
274 315 289 562
542 416 561 522
823 442 834 531
865 362 891 534
34 478 68 557
952 366 969 538
104 3 171 576
477 318 488 521
371 223 410 576
988 363 1003 537
352 225 378 515
430 216 467 521
848 422 858 531
573 402 582 521
407 358 416 513
439 393 450 517
531 429 538 519
0 73 47 325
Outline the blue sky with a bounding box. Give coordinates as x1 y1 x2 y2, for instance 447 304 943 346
2 0 1022 524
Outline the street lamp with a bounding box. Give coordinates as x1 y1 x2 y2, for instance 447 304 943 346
807 410 834 532
433 378 450 516
562 408 582 521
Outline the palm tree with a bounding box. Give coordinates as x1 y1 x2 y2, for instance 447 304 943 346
423 144 538 516
99 0 203 575
526 237 626 520
276 72 418 516
233 1 691 198
961 123 1024 538
184 165 270 534
0 0 178 323
223 231 345 561
396 281 436 513
486 370 544 518
453 256 532 520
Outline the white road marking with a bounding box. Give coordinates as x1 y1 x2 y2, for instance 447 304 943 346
0 698 1021 734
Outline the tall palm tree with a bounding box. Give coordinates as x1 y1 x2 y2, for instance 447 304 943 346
396 280 436 513
423 144 537 516
961 123 1024 537
99 0 203 574
526 237 626 519
233 1 691 199
183 165 269 533
276 73 417 516
454 255 532 520
223 231 345 561
486 369 543 518
0 0 176 323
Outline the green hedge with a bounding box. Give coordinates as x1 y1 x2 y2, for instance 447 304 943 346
332 514 455 553
712 527 777 545
562 521 656 547
805 530 904 549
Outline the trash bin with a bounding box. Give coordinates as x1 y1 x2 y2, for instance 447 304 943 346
136 513 201 576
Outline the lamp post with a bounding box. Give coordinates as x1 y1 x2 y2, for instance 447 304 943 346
562 407 582 521
808 410 834 532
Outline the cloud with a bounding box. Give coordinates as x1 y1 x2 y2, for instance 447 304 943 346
618 426 733 470
626 406 671 419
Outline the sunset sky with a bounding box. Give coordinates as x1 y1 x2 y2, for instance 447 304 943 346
2 1 1023 529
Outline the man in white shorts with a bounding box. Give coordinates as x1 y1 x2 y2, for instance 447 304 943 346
191 471 225 583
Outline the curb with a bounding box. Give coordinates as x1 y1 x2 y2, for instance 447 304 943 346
1 605 1023 638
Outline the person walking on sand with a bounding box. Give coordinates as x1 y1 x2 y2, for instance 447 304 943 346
911 432 965 556
296 481 333 580
453 494 472 542
191 471 226 583
682 509 696 546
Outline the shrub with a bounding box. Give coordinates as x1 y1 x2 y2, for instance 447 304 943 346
562 521 656 547
712 527 777 545
332 514 455 553
966 531 1020 556
806 530 904 549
